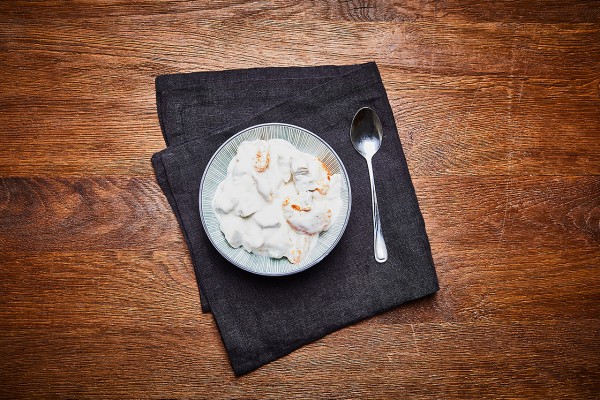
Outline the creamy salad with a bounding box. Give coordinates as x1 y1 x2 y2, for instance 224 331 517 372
212 139 342 264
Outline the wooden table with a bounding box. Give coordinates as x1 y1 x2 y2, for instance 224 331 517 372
1 1 599 398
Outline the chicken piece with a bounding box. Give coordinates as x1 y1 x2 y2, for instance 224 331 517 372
283 192 332 235
313 161 332 195
254 140 270 172
254 205 281 228
219 214 244 248
286 234 312 264
291 155 332 193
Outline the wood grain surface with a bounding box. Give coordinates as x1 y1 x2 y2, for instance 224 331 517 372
1 1 599 398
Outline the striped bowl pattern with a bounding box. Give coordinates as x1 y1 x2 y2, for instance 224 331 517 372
199 123 352 276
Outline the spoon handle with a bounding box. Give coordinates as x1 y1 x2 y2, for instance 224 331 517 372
366 157 388 263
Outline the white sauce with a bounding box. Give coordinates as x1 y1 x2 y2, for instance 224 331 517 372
213 139 342 264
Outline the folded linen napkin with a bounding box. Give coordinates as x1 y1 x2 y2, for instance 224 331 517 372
152 62 438 375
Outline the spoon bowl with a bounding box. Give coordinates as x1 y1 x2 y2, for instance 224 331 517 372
350 107 384 157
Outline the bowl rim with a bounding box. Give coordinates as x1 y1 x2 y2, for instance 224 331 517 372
198 122 352 277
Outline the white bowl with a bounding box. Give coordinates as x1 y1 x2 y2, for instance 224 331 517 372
199 123 352 276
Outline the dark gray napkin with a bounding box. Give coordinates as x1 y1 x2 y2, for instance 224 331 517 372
151 62 438 376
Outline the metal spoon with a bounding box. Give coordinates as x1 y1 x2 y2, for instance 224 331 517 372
350 107 388 263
